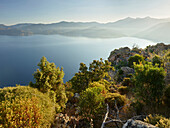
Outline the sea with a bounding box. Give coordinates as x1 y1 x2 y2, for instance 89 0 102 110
0 35 157 87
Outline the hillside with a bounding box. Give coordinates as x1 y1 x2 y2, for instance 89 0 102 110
1 43 170 128
134 22 170 42
0 17 170 42
105 17 170 35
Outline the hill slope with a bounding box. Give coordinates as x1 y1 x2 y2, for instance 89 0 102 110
134 22 170 42
0 17 170 42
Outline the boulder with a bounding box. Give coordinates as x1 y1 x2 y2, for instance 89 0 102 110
123 119 158 128
121 67 134 75
53 113 70 128
108 47 130 64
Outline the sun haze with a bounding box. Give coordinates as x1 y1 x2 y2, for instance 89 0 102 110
0 0 170 25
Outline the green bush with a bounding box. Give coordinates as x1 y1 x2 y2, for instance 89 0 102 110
128 54 145 68
118 69 124 75
163 84 170 107
79 87 105 119
0 86 55 128
30 56 68 112
132 45 141 53
122 77 132 86
118 86 129 95
71 58 114 93
130 100 144 115
115 60 128 69
152 55 164 67
88 81 107 92
105 93 127 108
79 87 106 128
88 79 112 92
145 114 170 128
133 62 166 106
115 69 124 83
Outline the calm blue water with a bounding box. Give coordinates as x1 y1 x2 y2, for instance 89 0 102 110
0 35 156 87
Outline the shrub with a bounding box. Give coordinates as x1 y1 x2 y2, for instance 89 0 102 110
118 86 129 95
115 69 124 83
105 93 127 108
0 96 42 128
118 69 124 75
152 55 164 67
79 87 105 119
122 77 132 86
133 62 166 106
79 87 106 128
163 84 170 107
30 56 67 112
88 79 112 92
132 45 141 53
145 114 170 128
71 58 114 93
0 86 55 128
128 54 145 68
115 60 128 69
88 81 107 92
130 100 144 115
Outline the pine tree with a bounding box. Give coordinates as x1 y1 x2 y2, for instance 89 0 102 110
30 56 67 112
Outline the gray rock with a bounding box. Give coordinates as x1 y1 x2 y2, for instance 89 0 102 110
74 93 80 98
123 119 158 128
121 67 134 75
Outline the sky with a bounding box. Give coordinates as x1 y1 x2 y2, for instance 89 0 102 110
1 0 170 25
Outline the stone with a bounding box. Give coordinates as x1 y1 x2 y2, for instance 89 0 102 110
146 43 170 54
74 93 80 98
121 67 134 75
123 119 158 128
108 47 131 64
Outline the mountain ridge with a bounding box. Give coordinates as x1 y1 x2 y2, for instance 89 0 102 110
0 17 170 42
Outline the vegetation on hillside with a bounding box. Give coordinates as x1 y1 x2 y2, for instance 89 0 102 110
0 43 170 128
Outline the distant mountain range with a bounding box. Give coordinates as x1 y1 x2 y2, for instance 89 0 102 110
1 17 170 42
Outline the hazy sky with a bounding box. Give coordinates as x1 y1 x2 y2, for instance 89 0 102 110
1 0 170 25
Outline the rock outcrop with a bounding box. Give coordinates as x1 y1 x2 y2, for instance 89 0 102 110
146 43 170 54
108 47 131 66
121 67 134 76
108 43 170 67
108 43 170 83
123 119 157 128
53 113 93 128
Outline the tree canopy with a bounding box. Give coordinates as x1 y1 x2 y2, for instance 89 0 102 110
128 54 145 68
71 58 115 93
30 56 67 112
133 62 166 106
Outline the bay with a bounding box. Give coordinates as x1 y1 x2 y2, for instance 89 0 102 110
0 35 156 87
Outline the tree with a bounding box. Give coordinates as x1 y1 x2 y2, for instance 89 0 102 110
30 56 67 112
71 58 115 93
79 87 106 127
71 63 89 93
133 62 166 107
152 55 163 67
128 54 145 68
163 84 170 107
105 93 127 108
89 59 114 81
88 79 113 92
